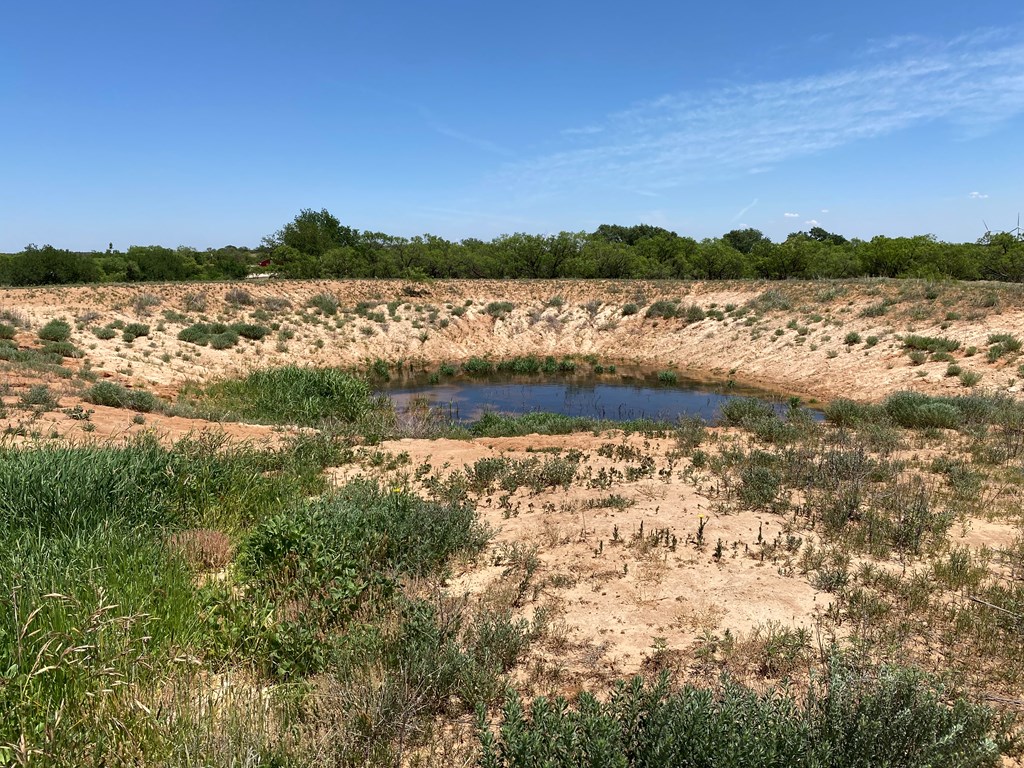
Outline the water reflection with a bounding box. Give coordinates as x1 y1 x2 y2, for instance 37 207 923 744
381 374 817 424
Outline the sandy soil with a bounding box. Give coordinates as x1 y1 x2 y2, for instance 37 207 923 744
2 278 1022 693
1 278 1022 407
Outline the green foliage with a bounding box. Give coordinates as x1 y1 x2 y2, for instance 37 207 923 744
903 335 961 354
41 340 83 358
197 366 372 426
0 323 15 340
37 319 71 342
463 357 495 375
486 301 515 318
987 333 1021 361
85 381 161 412
656 370 678 384
308 291 340 315
19 383 58 409
122 321 150 342
470 411 669 438
479 662 1007 768
177 321 268 348
91 325 116 340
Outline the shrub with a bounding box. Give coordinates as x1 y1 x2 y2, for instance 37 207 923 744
209 330 240 350
224 287 254 306
903 335 961 354
485 301 515 318
478 661 1007 768
183 291 207 312
92 325 116 340
621 303 639 316
308 292 340 316
41 341 83 358
37 319 71 342
645 299 680 319
122 322 150 343
0 322 15 339
20 383 58 409
824 398 885 427
657 370 678 384
177 322 267 348
844 331 862 345
232 323 270 340
85 381 161 412
747 289 792 312
884 392 961 429
960 370 983 388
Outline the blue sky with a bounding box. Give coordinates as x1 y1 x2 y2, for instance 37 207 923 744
2 1 1023 251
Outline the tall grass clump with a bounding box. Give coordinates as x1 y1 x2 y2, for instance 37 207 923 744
0 432 350 765
198 365 372 426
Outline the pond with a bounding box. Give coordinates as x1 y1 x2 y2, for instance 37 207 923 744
381 369 819 424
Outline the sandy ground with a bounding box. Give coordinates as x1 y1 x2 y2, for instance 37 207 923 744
1 278 1022 407
2 278 1023 697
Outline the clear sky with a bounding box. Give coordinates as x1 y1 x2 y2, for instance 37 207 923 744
3 1 1023 251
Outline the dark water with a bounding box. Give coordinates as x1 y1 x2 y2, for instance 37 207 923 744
381 372 819 424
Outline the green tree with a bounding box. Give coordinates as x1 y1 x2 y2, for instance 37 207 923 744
723 227 770 254
264 209 358 259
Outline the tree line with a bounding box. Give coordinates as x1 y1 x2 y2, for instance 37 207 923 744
2 208 1022 286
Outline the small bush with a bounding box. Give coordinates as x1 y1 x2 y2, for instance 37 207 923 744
0 323 15 340
486 301 515 318
844 331 862 345
308 292 340 316
178 322 266 347
903 335 961 354
42 341 83 358
122 322 150 343
657 370 678 384
959 370 983 388
183 291 207 312
646 299 680 319
92 326 116 340
20 383 58 409
38 319 71 342
85 381 160 412
232 323 270 340
224 287 254 306
747 289 792 313
621 303 639 316
209 330 240 350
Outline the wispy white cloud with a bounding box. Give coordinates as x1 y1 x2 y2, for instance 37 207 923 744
421 109 512 157
805 219 820 227
820 209 830 213
732 198 758 221
784 212 800 217
498 29 1024 194
969 191 989 199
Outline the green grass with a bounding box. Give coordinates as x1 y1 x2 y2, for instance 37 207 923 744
194 365 373 426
